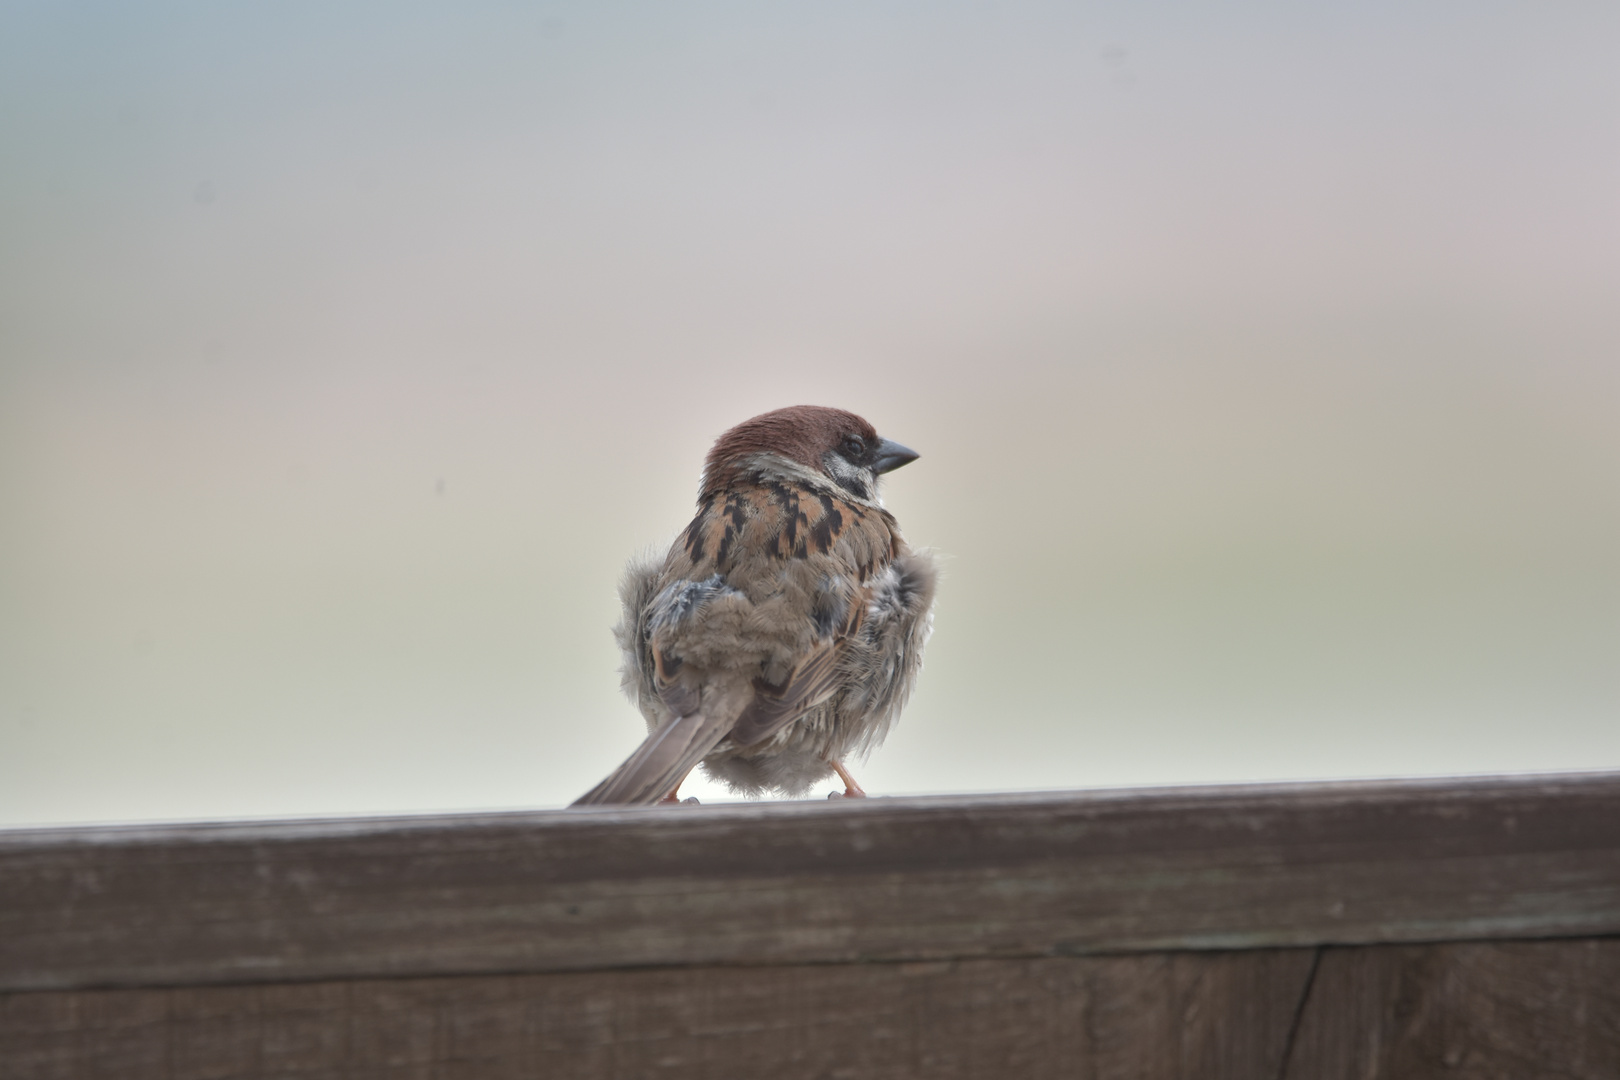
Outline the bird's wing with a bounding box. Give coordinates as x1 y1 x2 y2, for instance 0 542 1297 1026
709 484 896 749
727 640 846 747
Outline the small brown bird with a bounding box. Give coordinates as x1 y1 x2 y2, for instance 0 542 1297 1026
573 406 937 806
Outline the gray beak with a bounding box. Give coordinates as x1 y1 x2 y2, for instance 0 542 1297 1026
871 437 920 475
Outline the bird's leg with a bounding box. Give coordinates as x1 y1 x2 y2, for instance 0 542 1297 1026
829 760 867 799
659 770 700 805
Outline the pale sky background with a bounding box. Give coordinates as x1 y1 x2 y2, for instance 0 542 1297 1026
2 2 1617 825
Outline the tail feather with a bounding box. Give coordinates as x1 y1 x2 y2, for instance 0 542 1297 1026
571 710 733 806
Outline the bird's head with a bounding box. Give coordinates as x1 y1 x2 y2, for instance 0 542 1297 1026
700 405 920 503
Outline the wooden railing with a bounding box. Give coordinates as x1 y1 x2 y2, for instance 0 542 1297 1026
4 772 1619 1077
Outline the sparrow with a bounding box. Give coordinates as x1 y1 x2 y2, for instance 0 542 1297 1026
573 405 937 806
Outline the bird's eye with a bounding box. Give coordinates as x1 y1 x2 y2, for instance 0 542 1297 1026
841 435 865 458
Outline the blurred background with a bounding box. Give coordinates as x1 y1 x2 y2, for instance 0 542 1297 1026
2 2 1617 826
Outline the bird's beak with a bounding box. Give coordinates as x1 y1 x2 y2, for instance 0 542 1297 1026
871 438 920 475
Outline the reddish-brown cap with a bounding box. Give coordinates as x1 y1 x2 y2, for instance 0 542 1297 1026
701 406 879 496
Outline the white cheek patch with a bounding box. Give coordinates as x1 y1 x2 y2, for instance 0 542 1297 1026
821 452 878 503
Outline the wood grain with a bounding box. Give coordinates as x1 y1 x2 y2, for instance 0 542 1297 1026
1281 938 1620 1079
4 773 1619 992
0 949 1317 1080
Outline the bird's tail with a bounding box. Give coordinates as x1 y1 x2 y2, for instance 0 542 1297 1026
571 709 733 806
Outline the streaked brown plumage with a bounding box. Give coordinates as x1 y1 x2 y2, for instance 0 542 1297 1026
573 406 937 806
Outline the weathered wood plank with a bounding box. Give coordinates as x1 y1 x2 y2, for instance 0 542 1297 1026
3 773 1618 991
0 950 1317 1080
1281 938 1620 1079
